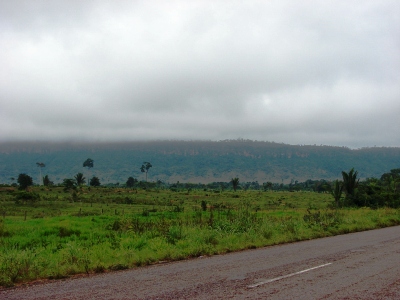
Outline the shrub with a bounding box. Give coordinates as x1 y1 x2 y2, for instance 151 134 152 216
14 191 40 204
58 226 81 237
0 250 35 286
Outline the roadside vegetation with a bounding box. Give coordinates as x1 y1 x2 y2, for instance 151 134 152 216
0 167 399 287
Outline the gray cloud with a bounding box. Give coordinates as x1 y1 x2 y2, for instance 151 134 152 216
0 0 399 147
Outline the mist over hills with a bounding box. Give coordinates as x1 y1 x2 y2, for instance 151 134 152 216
0 140 399 185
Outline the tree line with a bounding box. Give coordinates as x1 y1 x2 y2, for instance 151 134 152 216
13 158 154 190
7 158 400 208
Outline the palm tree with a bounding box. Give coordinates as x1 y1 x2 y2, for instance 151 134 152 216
341 168 360 206
331 180 343 207
231 177 240 192
74 173 86 186
341 168 359 197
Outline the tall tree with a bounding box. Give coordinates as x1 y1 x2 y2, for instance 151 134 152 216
231 177 240 192
83 158 94 185
74 172 86 186
140 162 152 182
83 158 94 169
36 162 45 186
17 173 33 190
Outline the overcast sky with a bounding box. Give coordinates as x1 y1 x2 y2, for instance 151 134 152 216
1 1 399 148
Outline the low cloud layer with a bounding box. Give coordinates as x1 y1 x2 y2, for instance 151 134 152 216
1 1 399 148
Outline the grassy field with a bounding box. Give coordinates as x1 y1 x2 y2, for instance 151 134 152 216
0 186 399 287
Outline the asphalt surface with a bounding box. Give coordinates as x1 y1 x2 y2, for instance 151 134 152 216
1 225 399 299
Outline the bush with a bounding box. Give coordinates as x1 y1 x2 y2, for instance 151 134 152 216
14 191 40 204
0 250 36 286
58 226 81 237
303 209 343 230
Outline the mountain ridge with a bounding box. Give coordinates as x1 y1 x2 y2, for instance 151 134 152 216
0 140 399 184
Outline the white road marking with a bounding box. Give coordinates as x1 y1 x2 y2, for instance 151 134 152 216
248 262 332 288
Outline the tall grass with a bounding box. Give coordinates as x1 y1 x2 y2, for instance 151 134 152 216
0 187 399 287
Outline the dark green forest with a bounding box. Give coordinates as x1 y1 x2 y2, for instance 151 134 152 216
0 140 399 185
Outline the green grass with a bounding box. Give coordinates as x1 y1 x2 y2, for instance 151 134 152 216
0 187 399 287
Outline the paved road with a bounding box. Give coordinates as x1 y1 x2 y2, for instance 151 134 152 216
1 226 399 299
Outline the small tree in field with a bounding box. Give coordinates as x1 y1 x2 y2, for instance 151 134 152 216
90 176 101 187
126 176 137 188
231 177 240 192
18 173 33 190
43 175 54 186
63 178 76 192
331 180 343 207
74 173 86 186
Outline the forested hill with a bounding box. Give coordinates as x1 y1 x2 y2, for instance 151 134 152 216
0 140 399 184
